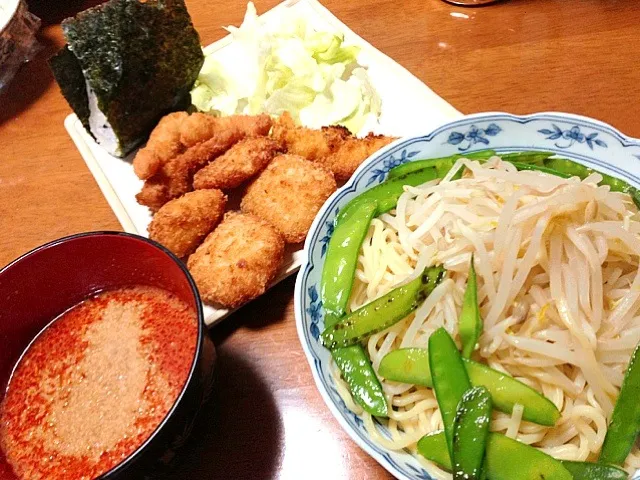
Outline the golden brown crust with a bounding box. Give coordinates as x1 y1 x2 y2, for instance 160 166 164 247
133 112 189 180
240 154 337 243
135 179 170 213
193 136 283 191
148 189 227 258
187 212 285 308
135 136 233 212
180 113 272 148
271 111 349 162
270 111 396 181
325 134 397 181
135 114 273 211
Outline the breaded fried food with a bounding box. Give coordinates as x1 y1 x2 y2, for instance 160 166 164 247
271 111 396 181
133 111 189 180
325 134 397 181
148 189 226 258
180 113 272 148
136 131 239 211
135 113 273 211
193 136 283 190
241 154 337 243
187 212 285 308
271 111 349 162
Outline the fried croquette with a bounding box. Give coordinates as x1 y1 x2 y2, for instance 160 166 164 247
135 114 273 211
148 189 227 258
325 134 397 181
193 136 283 190
271 111 349 162
187 212 285 308
240 154 337 243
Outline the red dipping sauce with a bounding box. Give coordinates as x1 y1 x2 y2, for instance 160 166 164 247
0 286 198 480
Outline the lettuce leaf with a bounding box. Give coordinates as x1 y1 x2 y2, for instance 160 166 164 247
190 2 381 134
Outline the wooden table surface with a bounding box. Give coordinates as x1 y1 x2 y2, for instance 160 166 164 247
2 0 640 478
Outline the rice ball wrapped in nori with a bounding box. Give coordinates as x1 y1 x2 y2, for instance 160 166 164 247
49 0 204 157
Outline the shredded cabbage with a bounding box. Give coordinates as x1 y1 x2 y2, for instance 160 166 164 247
190 2 381 134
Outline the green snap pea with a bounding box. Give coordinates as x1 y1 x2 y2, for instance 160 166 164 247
338 167 440 223
600 342 640 465
321 198 387 417
500 150 555 165
459 256 482 358
378 347 434 385
452 386 492 480
331 345 388 417
321 168 448 416
321 267 445 349
378 348 560 426
561 460 628 480
321 198 378 323
388 150 556 180
387 150 496 179
418 431 573 480
429 327 471 460
417 431 452 470
463 359 559 427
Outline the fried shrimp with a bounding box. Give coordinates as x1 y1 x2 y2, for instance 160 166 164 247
241 154 337 243
187 212 285 308
135 133 238 211
180 113 272 148
193 136 283 190
147 189 226 258
135 113 273 211
133 111 189 180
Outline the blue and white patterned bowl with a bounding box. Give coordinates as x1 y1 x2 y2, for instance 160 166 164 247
294 112 640 480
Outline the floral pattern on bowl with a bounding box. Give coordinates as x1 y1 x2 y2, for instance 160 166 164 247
294 112 640 480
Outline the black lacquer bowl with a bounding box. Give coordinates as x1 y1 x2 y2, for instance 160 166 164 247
0 232 215 480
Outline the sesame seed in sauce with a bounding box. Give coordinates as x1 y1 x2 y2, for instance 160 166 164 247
0 286 198 480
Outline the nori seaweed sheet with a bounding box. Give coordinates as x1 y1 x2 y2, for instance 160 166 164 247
52 0 203 157
49 47 92 133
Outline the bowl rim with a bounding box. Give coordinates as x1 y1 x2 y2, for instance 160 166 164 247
294 111 640 479
0 230 206 479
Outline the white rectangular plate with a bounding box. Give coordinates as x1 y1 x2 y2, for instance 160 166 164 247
64 0 462 326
